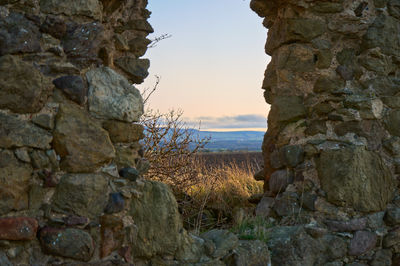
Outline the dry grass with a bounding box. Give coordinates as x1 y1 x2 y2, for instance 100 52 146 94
176 158 264 233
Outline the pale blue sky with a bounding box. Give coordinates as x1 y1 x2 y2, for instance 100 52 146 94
138 0 271 130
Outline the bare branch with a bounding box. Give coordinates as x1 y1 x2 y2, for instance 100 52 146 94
148 33 172 48
141 75 161 105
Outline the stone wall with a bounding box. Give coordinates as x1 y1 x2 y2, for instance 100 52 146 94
0 0 158 264
251 0 400 265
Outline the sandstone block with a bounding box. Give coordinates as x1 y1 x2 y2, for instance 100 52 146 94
267 19 326 54
128 37 151 57
270 96 306 123
318 146 395 212
0 55 52 113
51 173 108 219
32 114 54 130
102 120 144 143
0 113 52 149
129 180 183 258
53 104 115 172
115 57 150 84
40 0 102 20
0 150 32 215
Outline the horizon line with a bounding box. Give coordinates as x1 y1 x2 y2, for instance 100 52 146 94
200 127 267 132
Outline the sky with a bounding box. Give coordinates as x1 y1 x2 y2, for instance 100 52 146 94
137 0 271 131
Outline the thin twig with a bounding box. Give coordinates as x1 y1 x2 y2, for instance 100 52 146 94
148 34 172 48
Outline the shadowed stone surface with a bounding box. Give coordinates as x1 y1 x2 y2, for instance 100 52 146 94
115 57 150 84
0 150 32 215
0 12 41 55
0 113 53 149
62 22 104 67
0 55 52 113
53 75 87 105
201 230 239 259
52 173 108 219
39 227 94 261
349 231 377 256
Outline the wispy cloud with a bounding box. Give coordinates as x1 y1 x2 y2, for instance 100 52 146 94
184 114 267 130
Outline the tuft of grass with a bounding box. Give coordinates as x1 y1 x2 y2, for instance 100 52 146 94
175 157 264 233
230 216 273 243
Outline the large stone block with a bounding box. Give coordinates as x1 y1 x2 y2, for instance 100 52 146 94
362 14 400 56
115 57 150 84
53 104 115 172
269 96 306 123
0 150 32 215
62 22 105 67
267 19 326 54
266 226 324 266
0 113 52 149
128 180 183 259
102 120 144 143
0 12 41 56
0 55 52 113
385 110 400 137
318 146 395 212
51 173 108 219
40 0 102 20
87 67 144 122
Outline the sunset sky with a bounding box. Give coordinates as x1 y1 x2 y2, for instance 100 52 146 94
138 0 271 131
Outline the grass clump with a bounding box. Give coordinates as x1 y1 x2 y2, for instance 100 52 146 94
230 216 273 243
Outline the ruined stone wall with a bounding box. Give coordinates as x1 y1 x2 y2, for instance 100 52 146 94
251 0 400 264
0 0 157 264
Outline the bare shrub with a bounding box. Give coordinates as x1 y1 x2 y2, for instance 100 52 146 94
140 108 210 191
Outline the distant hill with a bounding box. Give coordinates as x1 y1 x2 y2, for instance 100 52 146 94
191 130 264 152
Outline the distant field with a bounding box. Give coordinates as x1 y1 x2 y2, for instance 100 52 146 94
196 151 264 170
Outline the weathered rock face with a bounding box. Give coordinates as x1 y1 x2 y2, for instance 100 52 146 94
252 0 400 264
0 150 32 215
53 104 115 172
318 146 395 212
0 12 41 55
0 55 52 113
0 1 157 263
87 67 144 122
128 180 183 258
52 173 109 218
39 227 95 261
40 0 102 20
0 113 53 149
